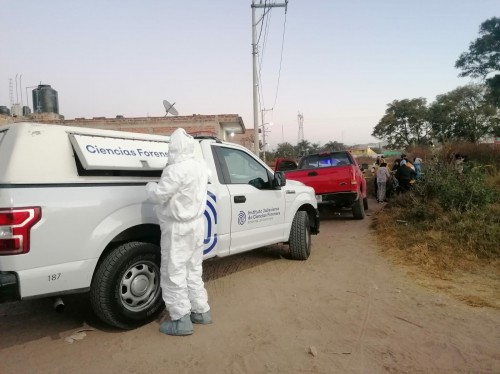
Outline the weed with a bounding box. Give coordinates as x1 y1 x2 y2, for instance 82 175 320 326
372 141 500 308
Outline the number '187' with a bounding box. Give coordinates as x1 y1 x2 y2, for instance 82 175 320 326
48 273 61 281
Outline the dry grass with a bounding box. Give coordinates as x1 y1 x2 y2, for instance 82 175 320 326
371 142 500 308
372 197 500 309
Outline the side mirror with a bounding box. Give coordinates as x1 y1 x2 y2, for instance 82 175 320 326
273 171 287 189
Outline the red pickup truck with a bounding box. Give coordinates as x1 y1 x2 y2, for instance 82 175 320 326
275 151 368 219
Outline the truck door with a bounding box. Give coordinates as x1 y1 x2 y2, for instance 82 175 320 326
212 145 285 254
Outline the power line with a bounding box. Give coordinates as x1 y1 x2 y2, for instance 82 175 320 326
257 2 287 114
272 9 287 109
257 2 273 110
256 0 267 45
251 0 288 158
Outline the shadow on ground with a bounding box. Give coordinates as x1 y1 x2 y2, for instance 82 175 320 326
0 245 288 349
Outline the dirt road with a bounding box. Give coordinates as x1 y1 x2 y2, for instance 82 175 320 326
1 199 499 373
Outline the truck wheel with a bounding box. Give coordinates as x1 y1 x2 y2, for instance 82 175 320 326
289 211 311 260
363 197 369 210
90 242 163 329
352 197 365 220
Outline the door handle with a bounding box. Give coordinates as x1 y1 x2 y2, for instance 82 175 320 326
234 195 246 203
308 171 318 176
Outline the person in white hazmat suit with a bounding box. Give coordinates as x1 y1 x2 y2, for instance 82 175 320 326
146 128 212 336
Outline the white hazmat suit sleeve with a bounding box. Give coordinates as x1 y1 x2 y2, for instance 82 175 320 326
146 167 182 205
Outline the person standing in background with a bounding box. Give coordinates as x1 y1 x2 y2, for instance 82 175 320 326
455 154 465 175
376 162 391 203
371 157 381 197
414 157 423 178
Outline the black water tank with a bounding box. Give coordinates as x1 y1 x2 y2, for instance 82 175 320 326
32 84 59 114
22 106 31 116
0 106 10 116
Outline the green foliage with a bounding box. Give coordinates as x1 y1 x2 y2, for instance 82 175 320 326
271 139 347 161
413 160 498 212
322 141 346 152
310 142 321 154
429 84 499 143
485 75 500 107
386 192 500 259
373 17 500 147
380 144 500 260
455 17 500 79
372 98 432 148
296 140 312 156
455 17 500 108
390 142 500 215
446 206 500 258
274 142 298 159
375 85 499 147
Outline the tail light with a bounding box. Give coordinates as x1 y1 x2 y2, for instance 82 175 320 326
0 207 41 255
350 167 358 189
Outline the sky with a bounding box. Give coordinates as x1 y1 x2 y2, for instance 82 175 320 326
1 0 498 148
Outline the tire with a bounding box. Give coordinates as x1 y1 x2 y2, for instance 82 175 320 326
289 211 311 260
363 197 369 210
352 197 365 220
90 242 163 329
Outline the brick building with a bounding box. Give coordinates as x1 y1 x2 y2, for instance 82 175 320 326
0 113 256 150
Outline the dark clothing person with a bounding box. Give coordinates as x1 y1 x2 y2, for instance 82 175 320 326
392 159 401 172
395 162 416 192
455 154 465 175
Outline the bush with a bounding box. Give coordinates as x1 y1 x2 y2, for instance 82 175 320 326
374 144 499 261
413 160 498 212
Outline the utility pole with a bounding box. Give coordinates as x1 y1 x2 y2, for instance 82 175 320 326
251 0 288 158
260 107 272 163
9 78 14 106
19 74 23 107
15 73 19 104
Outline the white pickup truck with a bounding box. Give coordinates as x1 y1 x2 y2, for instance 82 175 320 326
0 122 319 329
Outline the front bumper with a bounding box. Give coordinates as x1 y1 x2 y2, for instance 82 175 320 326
0 272 20 303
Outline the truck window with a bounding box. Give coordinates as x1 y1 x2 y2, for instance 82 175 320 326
214 146 270 189
276 160 297 172
299 155 318 169
299 152 352 169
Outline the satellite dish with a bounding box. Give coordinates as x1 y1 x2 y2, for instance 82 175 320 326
163 100 179 116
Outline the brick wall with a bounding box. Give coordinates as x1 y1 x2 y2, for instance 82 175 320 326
1 114 254 150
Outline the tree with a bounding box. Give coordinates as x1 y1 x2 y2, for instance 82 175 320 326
455 17 500 106
485 75 500 107
295 140 312 156
322 141 346 152
429 84 499 143
309 142 321 154
274 142 297 159
372 98 432 148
